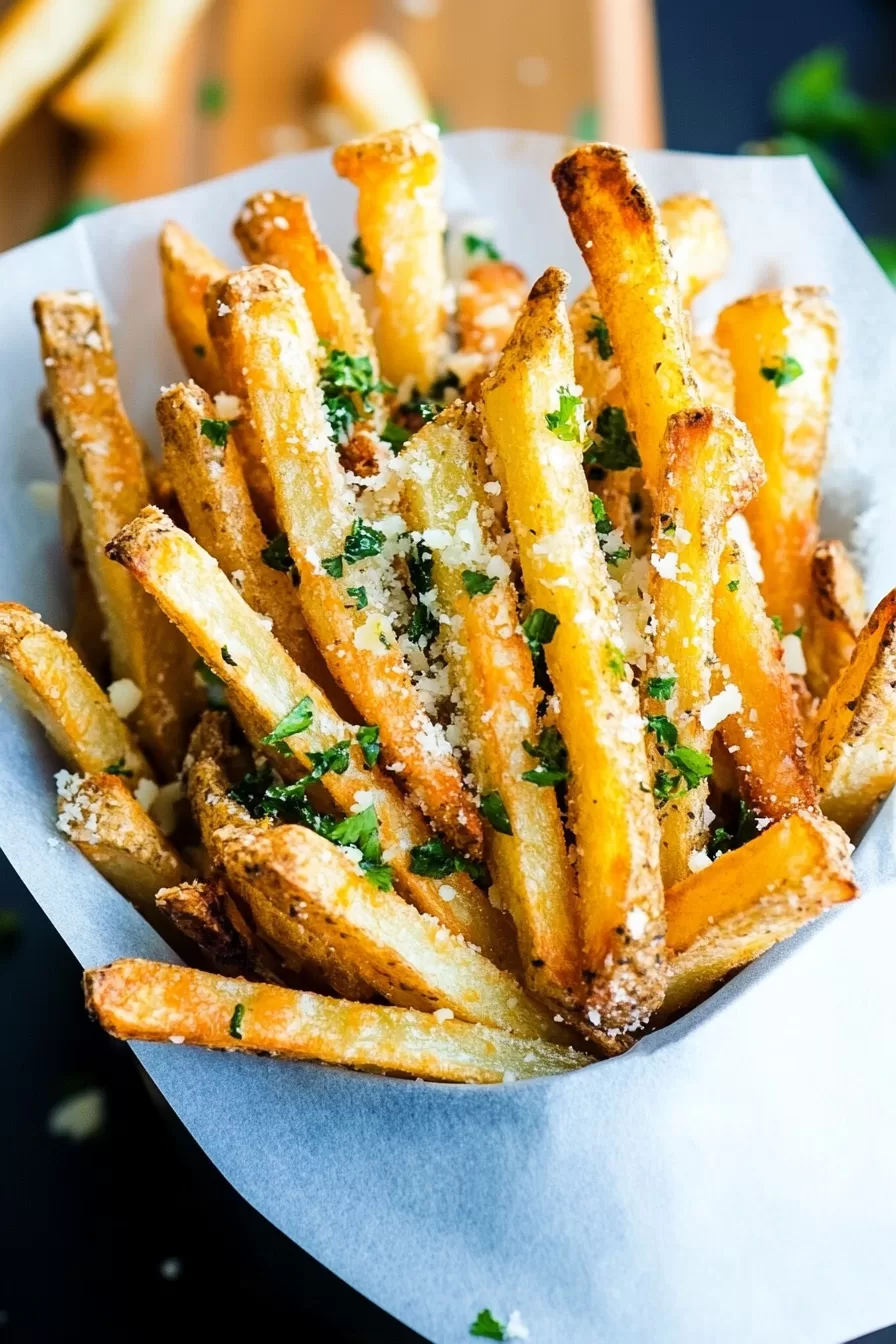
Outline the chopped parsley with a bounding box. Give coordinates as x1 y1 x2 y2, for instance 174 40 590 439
343 518 386 564
306 740 351 779
200 417 230 447
584 406 641 472
665 744 713 789
479 791 512 836
197 77 227 117
260 696 314 751
320 349 392 445
328 804 391 885
261 532 298 584
646 675 676 701
646 714 678 749
357 725 380 767
463 234 501 261
195 658 228 708
407 542 439 648
586 315 613 361
760 355 804 388
349 235 372 274
653 769 685 802
469 1309 506 1340
591 496 612 535
322 555 344 578
707 800 760 861
770 614 785 637
770 45 896 169
382 420 411 450
606 645 625 678
347 585 368 609
522 726 569 787
462 570 498 597
545 386 583 441
727 578 740 592
104 758 132 777
221 645 237 667
409 836 488 886
522 609 558 653
228 1003 245 1039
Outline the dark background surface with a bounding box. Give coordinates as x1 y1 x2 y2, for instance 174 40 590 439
2 1 894 1340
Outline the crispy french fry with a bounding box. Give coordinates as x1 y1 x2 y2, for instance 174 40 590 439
59 478 108 679
333 124 445 389
234 190 385 476
553 144 699 492
456 261 528 361
0 603 152 785
662 810 856 1018
158 220 228 393
207 266 479 855
0 0 116 143
482 268 664 1033
660 193 729 306
691 334 735 411
319 31 431 138
52 0 212 135
84 959 589 1083
106 507 514 965
34 291 197 775
155 878 278 980
217 822 573 1045
645 407 764 884
803 540 865 700
56 771 191 911
401 406 581 1011
714 286 839 633
809 588 896 834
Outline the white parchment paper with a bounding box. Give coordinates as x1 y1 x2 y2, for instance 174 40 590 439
2 132 896 1344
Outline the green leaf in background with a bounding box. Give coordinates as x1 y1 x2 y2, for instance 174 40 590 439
770 45 896 167
739 133 843 196
431 102 451 134
866 236 896 284
571 104 600 143
197 77 228 117
40 196 114 237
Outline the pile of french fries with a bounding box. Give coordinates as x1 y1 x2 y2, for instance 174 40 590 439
5 124 894 1085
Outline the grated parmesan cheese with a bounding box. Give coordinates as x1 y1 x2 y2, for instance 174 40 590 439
107 678 142 718
699 683 743 731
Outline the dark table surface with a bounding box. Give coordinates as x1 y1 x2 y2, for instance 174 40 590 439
3 2 895 1340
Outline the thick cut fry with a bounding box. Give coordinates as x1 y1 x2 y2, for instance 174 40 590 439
457 261 528 361
714 287 839 632
714 543 816 817
56 771 191 911
809 588 896 834
157 380 328 684
691 335 735 411
52 0 212 134
207 266 479 855
58 479 108 679
0 0 115 142
803 540 865 700
660 194 729 306
320 31 431 138
234 190 385 476
333 124 445 389
34 291 196 775
662 810 856 1018
0 604 152 785
158 220 228 393
401 407 581 1011
217 823 572 1045
85 960 588 1083
155 878 276 980
552 144 699 491
645 408 764 885
107 507 513 965
482 268 664 1033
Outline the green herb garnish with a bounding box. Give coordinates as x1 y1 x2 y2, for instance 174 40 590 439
606 645 625 678
200 417 230 447
306 740 351 779
462 570 498 597
707 800 760 861
771 615 785 637
343 518 386 564
584 406 641 472
463 234 501 261
322 555 344 578
347 585 368 609
522 726 569 787
320 348 392 444
522 609 559 654
646 675 676 701
357 725 380 767
409 836 488 886
479 791 512 836
229 1003 245 1039
382 420 411 450
221 645 237 667
646 714 678 749
586 315 613 361
727 578 740 592
591 496 612 535
760 355 804 388
469 1309 506 1340
104 758 132 777
349 235 372 274
545 386 583 441
261 531 298 583
665 744 713 789
198 77 227 118
261 696 314 750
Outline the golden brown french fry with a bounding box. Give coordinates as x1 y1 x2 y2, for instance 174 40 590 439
52 0 212 134
662 810 856 1018
713 543 817 817
482 268 664 1034
84 959 589 1083
207 266 480 856
333 124 445 389
319 31 431 138
217 822 573 1045
34 291 197 776
552 144 699 491
234 190 385 477
714 286 839 633
401 406 581 1012
0 0 115 143
691 334 735 410
158 220 229 394
59 478 108 679
644 407 763 884
106 507 514 965
0 603 152 785
809 588 896 834
660 193 729 306
56 770 191 911
803 540 865 700
456 261 528 362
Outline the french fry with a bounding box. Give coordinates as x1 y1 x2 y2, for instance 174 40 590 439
809 588 896 834
234 189 385 476
714 286 839 633
217 822 574 1045
482 268 664 1033
333 124 446 390
207 266 480 855
401 406 581 1011
713 543 817 817
106 507 514 965
319 31 431 139
456 261 528 362
33 291 197 776
0 603 152 785
803 540 865 700
644 407 764 884
157 380 329 686
691 335 735 411
662 810 856 1019
59 478 108 679
659 193 729 306
84 959 589 1083
552 144 699 491
155 878 276 980
0 0 115 143
56 771 191 911
52 0 212 135
158 220 228 394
